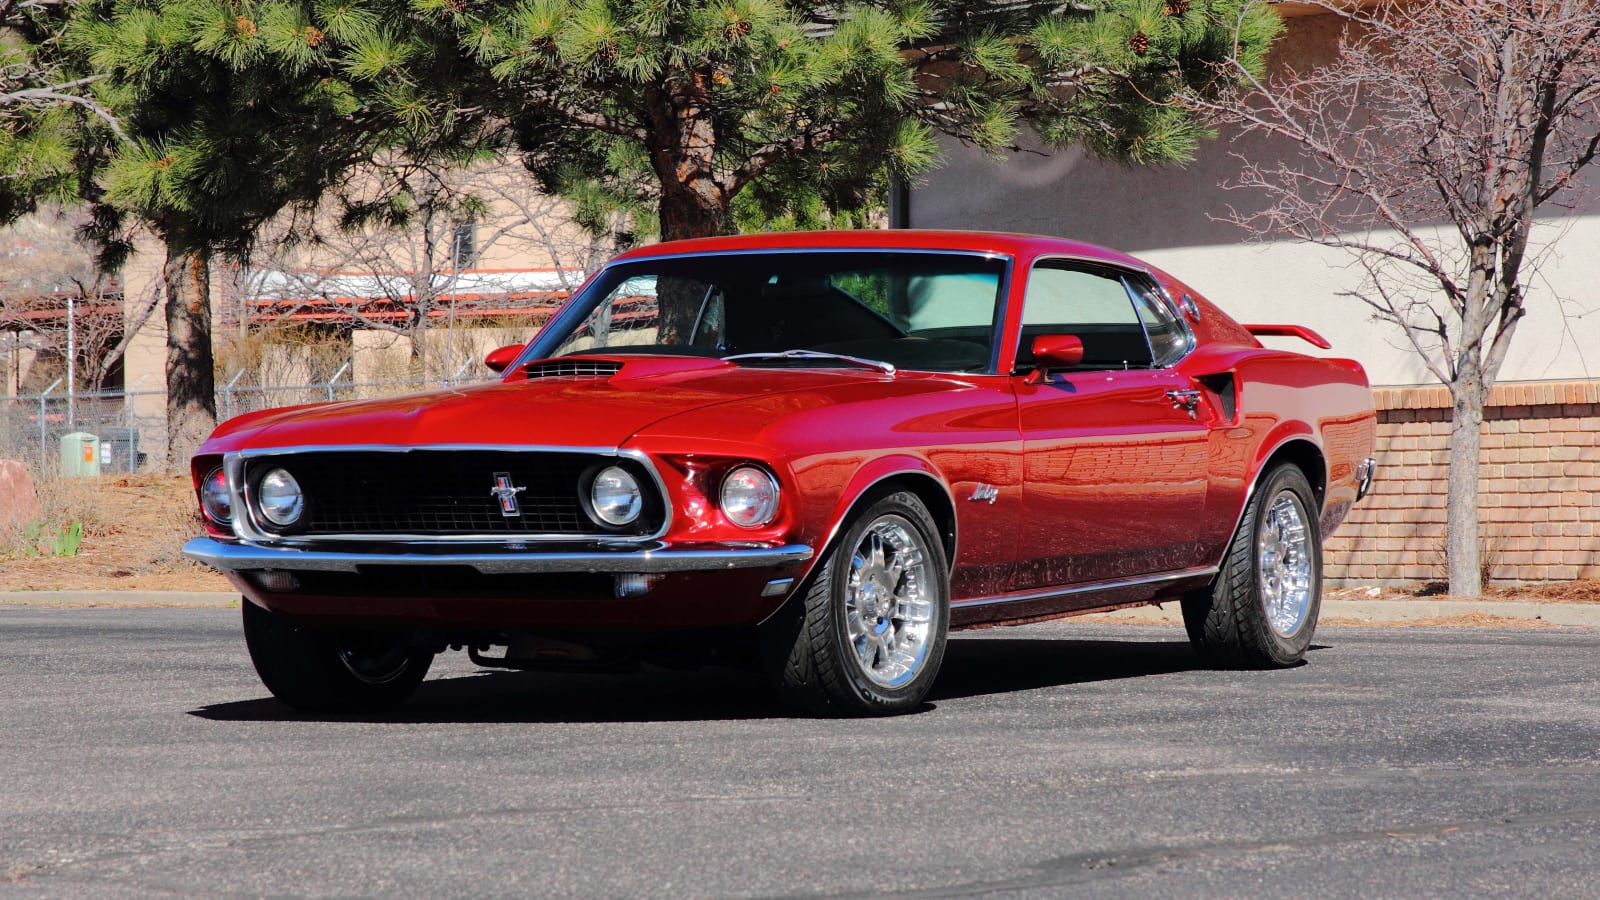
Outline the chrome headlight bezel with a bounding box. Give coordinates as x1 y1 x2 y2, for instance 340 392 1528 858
720 465 780 529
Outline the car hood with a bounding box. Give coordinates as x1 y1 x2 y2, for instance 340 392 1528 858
206 356 913 452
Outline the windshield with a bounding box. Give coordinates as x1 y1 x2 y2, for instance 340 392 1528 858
524 250 1009 374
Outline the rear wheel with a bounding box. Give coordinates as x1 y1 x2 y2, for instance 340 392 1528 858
763 491 949 716
1182 464 1322 668
242 600 433 713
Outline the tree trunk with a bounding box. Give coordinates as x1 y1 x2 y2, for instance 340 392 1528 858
657 182 733 242
1446 377 1486 596
647 75 735 343
409 318 428 379
162 242 216 471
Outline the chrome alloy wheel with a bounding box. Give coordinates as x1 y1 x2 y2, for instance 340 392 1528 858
844 515 935 688
1258 490 1314 638
337 642 416 685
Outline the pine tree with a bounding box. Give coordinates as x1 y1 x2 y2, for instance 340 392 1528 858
415 0 1281 242
61 0 452 465
1 0 101 224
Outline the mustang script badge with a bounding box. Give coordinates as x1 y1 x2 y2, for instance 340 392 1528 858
490 472 526 517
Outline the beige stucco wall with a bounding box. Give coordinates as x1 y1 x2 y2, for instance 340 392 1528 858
119 235 169 464
905 13 1600 389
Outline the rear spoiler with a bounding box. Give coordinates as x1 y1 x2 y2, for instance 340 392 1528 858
1242 323 1332 350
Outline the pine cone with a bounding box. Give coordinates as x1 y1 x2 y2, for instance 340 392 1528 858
536 37 557 54
597 43 617 63
1165 1 1190 15
1129 32 1150 55
303 25 325 48
727 20 753 40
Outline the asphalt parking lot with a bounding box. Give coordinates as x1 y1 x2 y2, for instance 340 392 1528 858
3 606 1598 897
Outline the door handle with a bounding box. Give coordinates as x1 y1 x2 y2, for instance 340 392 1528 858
1166 388 1203 419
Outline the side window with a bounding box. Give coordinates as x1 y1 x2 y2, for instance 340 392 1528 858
1125 278 1193 367
1020 264 1153 370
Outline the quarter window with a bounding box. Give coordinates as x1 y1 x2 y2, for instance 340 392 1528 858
1125 278 1193 367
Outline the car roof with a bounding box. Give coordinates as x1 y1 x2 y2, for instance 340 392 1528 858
610 229 1144 268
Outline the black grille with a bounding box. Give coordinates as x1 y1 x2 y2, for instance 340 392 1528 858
523 359 623 380
244 450 660 537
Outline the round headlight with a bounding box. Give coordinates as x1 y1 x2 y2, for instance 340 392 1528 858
201 466 232 525
258 468 304 527
721 466 779 528
590 466 643 526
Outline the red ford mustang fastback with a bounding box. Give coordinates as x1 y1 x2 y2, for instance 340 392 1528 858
185 230 1376 716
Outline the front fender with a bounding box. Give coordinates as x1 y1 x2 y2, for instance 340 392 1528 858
783 451 956 597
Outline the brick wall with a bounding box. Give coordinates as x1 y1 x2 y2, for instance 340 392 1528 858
1324 379 1600 586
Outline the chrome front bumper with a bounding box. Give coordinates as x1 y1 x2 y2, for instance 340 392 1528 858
183 537 814 576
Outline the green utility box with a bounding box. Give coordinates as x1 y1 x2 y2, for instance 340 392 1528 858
60 432 102 478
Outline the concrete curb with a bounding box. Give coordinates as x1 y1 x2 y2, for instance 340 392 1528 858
0 591 239 609
2 591 1597 626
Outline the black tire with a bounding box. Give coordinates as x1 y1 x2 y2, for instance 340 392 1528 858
762 491 950 716
242 600 433 713
1182 464 1322 668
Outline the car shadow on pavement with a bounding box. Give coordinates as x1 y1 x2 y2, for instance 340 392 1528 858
187 634 1234 724
928 636 1205 702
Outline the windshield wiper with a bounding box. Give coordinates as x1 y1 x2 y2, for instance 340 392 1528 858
723 349 896 376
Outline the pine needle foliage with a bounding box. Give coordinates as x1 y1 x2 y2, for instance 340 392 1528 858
66 0 395 260
399 0 1282 239
1 0 92 223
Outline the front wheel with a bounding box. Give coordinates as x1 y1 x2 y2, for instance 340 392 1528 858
762 491 950 716
1182 464 1322 668
242 600 433 713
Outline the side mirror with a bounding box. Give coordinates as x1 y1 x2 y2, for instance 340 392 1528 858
1024 334 1084 385
484 343 525 374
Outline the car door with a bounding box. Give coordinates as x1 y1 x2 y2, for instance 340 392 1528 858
1011 261 1214 591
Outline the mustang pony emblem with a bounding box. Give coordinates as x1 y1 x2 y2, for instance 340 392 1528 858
490 473 526 517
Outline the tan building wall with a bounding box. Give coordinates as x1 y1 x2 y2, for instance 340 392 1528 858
906 13 1599 389
117 235 169 464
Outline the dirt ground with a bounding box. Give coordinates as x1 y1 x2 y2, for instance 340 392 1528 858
3 475 1600 600
1324 581 1600 604
0 474 229 592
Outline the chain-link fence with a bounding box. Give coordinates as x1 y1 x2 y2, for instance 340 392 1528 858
0 384 164 478
2 369 492 476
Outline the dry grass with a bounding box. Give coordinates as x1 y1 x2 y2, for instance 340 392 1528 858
1321 612 1562 628
1327 580 1600 604
0 474 229 592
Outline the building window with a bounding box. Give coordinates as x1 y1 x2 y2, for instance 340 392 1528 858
450 221 476 269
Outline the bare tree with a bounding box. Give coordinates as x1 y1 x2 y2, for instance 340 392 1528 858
0 208 157 393
1191 0 1600 596
238 158 624 383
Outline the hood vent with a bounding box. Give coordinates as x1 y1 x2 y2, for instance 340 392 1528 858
523 359 624 381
